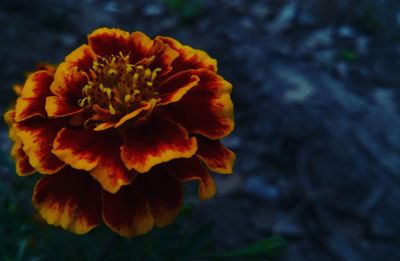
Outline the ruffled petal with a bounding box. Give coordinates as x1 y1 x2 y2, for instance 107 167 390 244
50 62 87 104
88 27 131 57
45 96 83 117
163 69 234 139
196 136 235 174
14 119 65 174
90 145 135 194
52 128 132 193
157 71 200 105
166 158 216 200
130 31 155 63
150 42 179 76
102 178 154 238
144 166 182 227
102 166 182 237
15 71 53 122
113 99 157 129
33 168 102 234
11 137 35 176
120 117 197 173
4 110 34 176
157 36 217 75
65 44 97 72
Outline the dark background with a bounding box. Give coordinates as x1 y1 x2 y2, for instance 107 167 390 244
1 0 400 260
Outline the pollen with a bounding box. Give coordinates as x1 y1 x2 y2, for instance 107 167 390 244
77 53 162 115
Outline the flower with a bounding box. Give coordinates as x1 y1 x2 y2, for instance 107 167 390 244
4 28 235 237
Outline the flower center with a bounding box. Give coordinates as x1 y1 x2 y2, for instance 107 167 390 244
78 53 161 115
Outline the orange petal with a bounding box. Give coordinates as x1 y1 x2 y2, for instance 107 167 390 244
196 136 235 174
150 42 179 76
157 71 200 105
166 157 216 200
157 36 217 75
120 117 197 173
102 166 182 237
145 167 182 227
90 145 135 194
15 71 53 122
50 62 87 103
33 168 102 235
130 31 155 63
113 99 157 129
52 128 132 193
11 137 35 176
162 69 234 139
88 27 131 57
45 96 83 117
14 119 65 174
102 178 154 238
4 110 34 176
65 44 97 72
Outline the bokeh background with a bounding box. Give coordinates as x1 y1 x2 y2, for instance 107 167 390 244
1 0 400 260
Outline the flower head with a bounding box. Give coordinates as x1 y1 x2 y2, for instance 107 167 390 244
4 28 235 237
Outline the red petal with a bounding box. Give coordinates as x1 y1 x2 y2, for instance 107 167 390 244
196 136 235 174
11 139 35 176
5 110 35 176
102 166 182 237
166 157 216 200
14 118 65 174
102 177 154 238
150 42 179 76
157 70 200 105
50 62 87 104
45 96 83 117
15 71 53 122
52 128 132 193
156 36 217 76
162 69 234 139
144 167 182 227
120 117 197 173
88 28 131 57
130 31 155 63
65 44 97 72
33 168 102 234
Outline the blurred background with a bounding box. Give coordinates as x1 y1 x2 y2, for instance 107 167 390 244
1 0 400 260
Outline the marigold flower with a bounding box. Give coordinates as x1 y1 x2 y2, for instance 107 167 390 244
4 28 235 237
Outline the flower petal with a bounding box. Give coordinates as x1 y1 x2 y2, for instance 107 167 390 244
144 166 182 227
196 136 235 174
33 168 102 235
90 145 135 194
130 31 155 63
11 138 35 176
88 27 131 57
45 96 84 117
65 44 97 72
50 62 87 104
15 71 53 122
52 128 132 193
102 166 182 237
4 110 35 176
150 42 179 76
157 71 200 105
166 158 216 200
14 119 65 174
120 117 197 173
113 99 157 129
102 178 154 238
163 69 234 139
157 36 217 75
